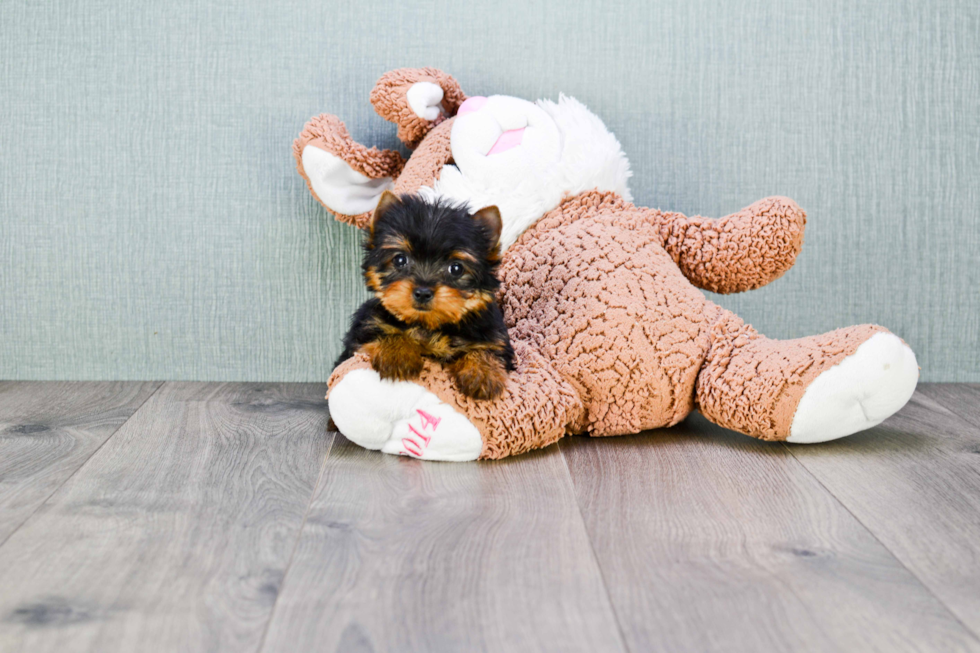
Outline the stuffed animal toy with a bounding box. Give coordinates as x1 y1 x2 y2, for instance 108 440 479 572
294 67 919 461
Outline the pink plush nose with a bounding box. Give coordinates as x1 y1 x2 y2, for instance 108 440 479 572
457 96 488 116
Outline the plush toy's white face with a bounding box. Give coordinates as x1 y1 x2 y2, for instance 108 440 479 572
449 95 562 187
298 85 632 251
421 93 633 250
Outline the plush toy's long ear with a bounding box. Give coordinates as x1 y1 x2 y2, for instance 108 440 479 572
293 113 407 229
370 68 466 149
471 205 502 250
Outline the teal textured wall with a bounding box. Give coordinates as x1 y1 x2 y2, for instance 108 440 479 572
1 0 977 381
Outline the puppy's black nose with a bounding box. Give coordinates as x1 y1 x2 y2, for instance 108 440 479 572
413 287 434 303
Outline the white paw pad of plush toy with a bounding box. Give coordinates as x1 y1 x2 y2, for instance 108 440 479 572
328 368 482 461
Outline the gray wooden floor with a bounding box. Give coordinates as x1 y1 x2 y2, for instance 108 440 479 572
0 382 978 652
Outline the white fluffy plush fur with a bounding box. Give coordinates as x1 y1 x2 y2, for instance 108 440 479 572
788 333 919 443
419 95 633 251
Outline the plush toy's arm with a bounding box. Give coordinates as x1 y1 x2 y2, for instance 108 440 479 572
293 113 406 229
370 68 466 148
643 196 806 294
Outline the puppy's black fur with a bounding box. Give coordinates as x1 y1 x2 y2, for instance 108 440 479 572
337 192 515 400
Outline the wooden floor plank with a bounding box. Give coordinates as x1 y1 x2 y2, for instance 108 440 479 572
788 385 980 640
919 383 980 430
0 382 332 653
260 437 626 653
0 381 161 544
561 413 980 653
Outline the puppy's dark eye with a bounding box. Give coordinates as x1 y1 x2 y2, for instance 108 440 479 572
392 253 408 268
448 262 464 277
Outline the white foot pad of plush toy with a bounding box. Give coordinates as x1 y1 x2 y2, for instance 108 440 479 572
788 333 919 444
327 368 483 461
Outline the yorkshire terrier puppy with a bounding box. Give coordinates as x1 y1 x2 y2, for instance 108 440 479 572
337 191 515 400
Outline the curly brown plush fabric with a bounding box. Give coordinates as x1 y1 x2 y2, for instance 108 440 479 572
302 67 908 460
501 192 713 436
392 118 454 196
493 191 883 445
370 68 467 148
643 196 807 294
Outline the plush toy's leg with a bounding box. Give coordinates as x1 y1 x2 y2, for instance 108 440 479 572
695 308 918 442
326 343 584 461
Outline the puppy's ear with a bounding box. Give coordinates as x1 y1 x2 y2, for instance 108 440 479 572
370 190 402 234
472 205 502 247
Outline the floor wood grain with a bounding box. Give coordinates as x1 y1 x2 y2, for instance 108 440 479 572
921 383 980 430
560 412 980 653
787 387 980 641
0 383 332 653
260 436 626 653
1 382 978 652
0 381 161 544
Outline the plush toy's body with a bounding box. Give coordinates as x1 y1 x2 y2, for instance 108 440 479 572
295 68 919 461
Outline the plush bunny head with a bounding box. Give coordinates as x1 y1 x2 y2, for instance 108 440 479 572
295 68 632 249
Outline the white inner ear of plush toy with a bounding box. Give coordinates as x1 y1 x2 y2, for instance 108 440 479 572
406 82 445 121
301 146 394 215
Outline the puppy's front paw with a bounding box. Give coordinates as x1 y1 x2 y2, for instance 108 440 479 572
361 340 424 381
452 351 507 400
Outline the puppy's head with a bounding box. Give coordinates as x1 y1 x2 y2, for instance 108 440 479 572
363 192 502 329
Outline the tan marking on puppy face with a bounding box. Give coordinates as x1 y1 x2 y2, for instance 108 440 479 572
379 235 412 252
424 287 493 329
378 279 418 322
380 281 494 329
365 267 384 292
424 286 467 328
449 250 478 263
461 289 494 315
